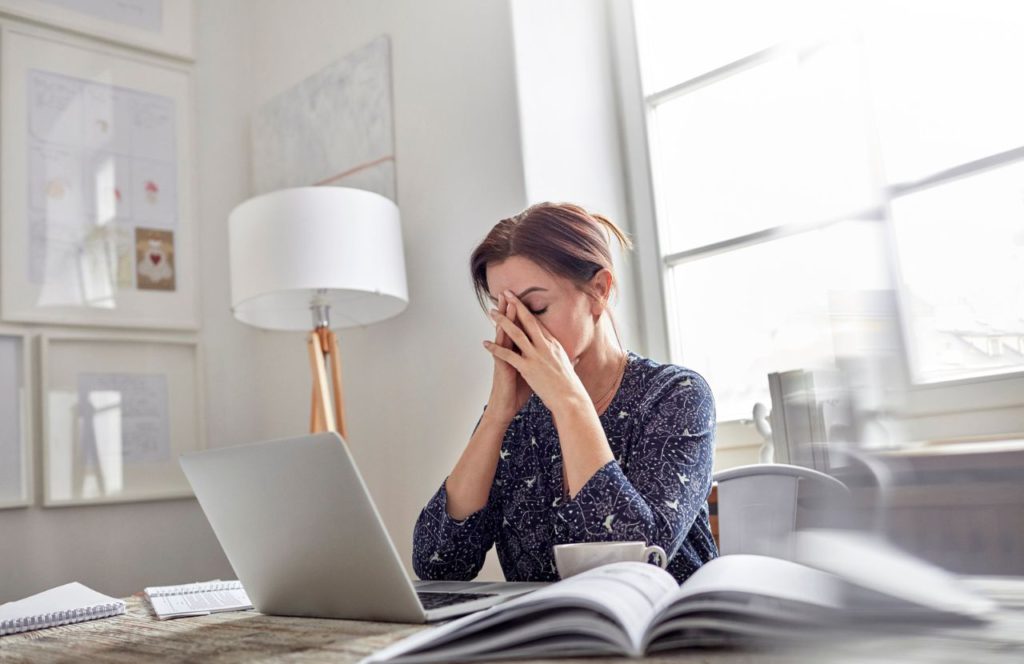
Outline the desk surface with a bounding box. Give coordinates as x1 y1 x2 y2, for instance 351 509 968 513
0 595 783 664
2 582 1024 663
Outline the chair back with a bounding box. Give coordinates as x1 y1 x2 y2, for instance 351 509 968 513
713 464 848 558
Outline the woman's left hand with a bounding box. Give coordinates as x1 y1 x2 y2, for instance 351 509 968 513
483 290 588 413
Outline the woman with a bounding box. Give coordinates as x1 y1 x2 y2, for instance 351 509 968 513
413 202 718 584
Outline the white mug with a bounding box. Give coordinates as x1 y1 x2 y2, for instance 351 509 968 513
553 541 668 579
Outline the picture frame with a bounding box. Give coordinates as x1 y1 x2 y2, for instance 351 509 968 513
0 0 194 60
40 333 205 506
0 20 199 330
0 330 32 509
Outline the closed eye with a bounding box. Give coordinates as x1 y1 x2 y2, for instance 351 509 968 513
530 307 548 316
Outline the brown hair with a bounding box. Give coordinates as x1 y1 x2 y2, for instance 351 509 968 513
470 201 633 316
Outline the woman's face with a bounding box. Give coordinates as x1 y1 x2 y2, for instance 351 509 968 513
485 256 605 363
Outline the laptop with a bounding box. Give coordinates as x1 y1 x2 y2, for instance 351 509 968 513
179 432 544 623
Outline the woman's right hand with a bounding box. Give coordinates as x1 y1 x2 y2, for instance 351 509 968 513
486 292 533 420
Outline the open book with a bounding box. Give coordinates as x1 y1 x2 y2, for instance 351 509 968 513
363 555 846 662
364 542 996 663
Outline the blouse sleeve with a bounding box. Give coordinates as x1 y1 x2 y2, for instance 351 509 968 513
551 370 716 562
412 409 504 581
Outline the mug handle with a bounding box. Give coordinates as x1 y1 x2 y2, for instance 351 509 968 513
643 544 668 569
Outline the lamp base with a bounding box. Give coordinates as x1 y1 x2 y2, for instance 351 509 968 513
307 327 347 438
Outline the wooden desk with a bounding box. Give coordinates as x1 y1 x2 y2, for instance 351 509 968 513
2 583 1023 663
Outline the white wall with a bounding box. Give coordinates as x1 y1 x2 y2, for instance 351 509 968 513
0 0 262 601
1 0 649 598
241 0 530 582
510 0 643 355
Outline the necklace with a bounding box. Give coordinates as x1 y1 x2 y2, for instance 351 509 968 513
590 349 628 414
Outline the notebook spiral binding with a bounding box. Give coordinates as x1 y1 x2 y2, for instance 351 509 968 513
146 581 243 597
1 601 124 636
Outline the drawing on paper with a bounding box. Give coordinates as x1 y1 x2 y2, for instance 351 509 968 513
135 228 175 291
251 35 396 201
77 372 171 467
26 68 178 306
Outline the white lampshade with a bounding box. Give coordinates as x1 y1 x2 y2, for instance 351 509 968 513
228 186 408 330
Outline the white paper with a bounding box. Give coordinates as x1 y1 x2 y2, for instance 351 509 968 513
366 562 678 663
795 529 997 618
77 372 171 465
26 69 178 295
28 70 84 146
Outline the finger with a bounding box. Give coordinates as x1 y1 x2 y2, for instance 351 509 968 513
483 340 524 371
503 290 548 346
535 318 555 343
492 309 509 348
492 313 533 354
504 302 521 351
491 293 513 347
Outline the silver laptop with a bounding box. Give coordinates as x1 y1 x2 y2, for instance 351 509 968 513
180 432 543 623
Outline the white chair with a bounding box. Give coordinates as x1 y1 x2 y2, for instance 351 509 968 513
713 464 849 559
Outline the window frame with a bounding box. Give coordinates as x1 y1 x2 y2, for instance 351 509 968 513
609 0 1024 444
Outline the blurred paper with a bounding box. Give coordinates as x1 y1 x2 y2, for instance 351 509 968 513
77 372 170 465
795 528 997 620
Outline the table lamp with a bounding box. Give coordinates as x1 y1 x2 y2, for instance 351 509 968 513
228 186 408 438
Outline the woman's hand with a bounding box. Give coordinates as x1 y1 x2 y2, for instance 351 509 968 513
483 290 588 414
485 292 533 421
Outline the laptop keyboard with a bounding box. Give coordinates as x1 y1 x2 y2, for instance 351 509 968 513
417 591 497 610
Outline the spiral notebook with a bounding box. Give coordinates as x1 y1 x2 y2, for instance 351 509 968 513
0 582 125 636
144 580 253 620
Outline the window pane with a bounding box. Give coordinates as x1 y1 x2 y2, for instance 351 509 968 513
862 2 1024 183
632 0 831 94
668 221 892 421
651 42 876 255
890 162 1024 384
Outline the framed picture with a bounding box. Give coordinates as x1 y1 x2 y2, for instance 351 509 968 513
0 21 199 330
252 35 397 201
40 334 205 506
0 331 32 509
0 0 194 60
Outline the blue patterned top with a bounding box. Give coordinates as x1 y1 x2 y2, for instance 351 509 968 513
412 350 719 584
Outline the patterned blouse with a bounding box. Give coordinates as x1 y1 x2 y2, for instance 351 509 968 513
412 350 718 584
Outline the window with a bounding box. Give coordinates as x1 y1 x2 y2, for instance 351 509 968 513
623 0 1024 433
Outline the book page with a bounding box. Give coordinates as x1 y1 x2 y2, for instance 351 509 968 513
537 562 678 650
795 529 996 618
664 554 844 611
364 562 677 662
643 555 845 653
